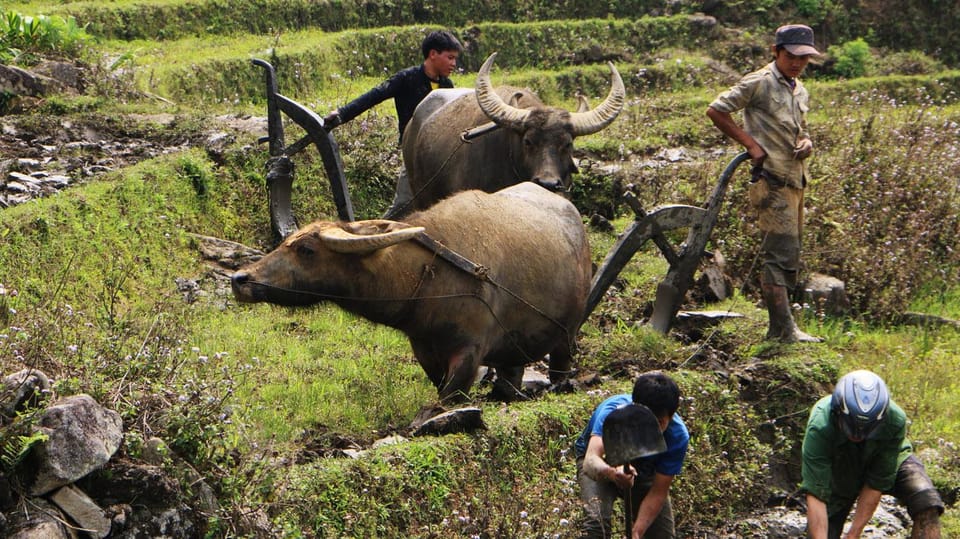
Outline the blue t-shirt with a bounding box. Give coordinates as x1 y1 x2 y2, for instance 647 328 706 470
574 394 689 477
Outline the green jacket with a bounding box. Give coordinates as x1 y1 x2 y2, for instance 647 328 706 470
800 395 912 509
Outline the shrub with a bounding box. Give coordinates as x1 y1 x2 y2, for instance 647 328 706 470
874 50 943 76
828 38 873 79
0 11 90 65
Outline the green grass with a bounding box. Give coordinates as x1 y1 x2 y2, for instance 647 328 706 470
192 305 431 443
2 17 960 536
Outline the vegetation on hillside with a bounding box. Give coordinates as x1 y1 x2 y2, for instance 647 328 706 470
0 1 958 537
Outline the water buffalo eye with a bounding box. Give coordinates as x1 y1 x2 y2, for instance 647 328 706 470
296 244 315 257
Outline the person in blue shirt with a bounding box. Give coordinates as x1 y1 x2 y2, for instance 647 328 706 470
574 371 690 538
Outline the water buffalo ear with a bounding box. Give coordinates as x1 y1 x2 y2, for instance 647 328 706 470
319 220 425 254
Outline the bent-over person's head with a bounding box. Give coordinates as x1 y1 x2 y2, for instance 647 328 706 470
631 371 680 424
831 369 890 442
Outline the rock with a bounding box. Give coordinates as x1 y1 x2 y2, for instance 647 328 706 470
588 213 614 232
190 234 263 270
24 395 123 496
31 61 83 93
76 458 201 538
898 312 960 330
656 147 686 162
1 369 51 419
718 495 909 538
801 272 849 315
521 366 551 394
6 498 77 539
49 485 111 538
695 266 732 302
0 64 65 98
676 310 744 324
371 435 408 449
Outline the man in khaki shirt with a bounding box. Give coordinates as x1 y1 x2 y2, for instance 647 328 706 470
707 24 822 343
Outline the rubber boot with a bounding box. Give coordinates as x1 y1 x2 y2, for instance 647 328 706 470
910 508 941 539
761 283 822 343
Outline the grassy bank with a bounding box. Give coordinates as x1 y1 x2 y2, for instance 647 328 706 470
1 3 959 536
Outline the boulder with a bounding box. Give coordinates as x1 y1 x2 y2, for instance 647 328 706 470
6 498 77 539
49 485 111 538
23 395 123 496
801 273 849 316
0 64 65 98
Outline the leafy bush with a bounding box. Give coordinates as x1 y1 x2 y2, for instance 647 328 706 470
0 11 90 64
828 38 873 78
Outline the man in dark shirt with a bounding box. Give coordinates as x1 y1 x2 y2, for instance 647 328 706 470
324 30 462 218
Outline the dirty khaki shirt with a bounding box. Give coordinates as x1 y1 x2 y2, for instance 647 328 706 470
709 61 811 188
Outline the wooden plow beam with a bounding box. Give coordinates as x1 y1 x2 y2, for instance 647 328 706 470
585 152 750 333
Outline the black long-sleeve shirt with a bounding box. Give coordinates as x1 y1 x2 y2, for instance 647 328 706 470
337 64 454 143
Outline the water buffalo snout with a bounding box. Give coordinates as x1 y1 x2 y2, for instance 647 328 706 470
231 272 250 291
533 178 565 192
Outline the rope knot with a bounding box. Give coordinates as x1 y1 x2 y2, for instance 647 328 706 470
473 265 490 280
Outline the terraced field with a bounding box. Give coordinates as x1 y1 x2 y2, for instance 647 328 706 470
2 1 959 537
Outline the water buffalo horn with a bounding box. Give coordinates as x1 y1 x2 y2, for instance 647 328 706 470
475 52 531 131
569 61 625 136
319 221 425 254
475 52 625 136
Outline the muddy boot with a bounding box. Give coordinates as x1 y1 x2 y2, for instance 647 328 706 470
761 283 822 343
910 508 941 539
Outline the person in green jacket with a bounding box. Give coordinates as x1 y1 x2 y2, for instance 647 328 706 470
800 370 943 538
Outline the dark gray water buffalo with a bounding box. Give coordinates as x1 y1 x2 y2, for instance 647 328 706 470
400 52 625 213
231 183 591 423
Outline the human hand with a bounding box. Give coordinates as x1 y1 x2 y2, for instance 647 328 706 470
323 111 342 130
747 144 767 168
607 464 636 491
794 138 813 160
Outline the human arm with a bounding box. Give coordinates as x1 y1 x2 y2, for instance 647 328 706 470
582 435 635 491
630 472 672 539
706 106 767 165
806 493 829 539
326 69 407 128
801 399 837 539
842 485 882 538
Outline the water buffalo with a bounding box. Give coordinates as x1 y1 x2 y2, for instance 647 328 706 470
399 52 625 214
231 183 592 424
